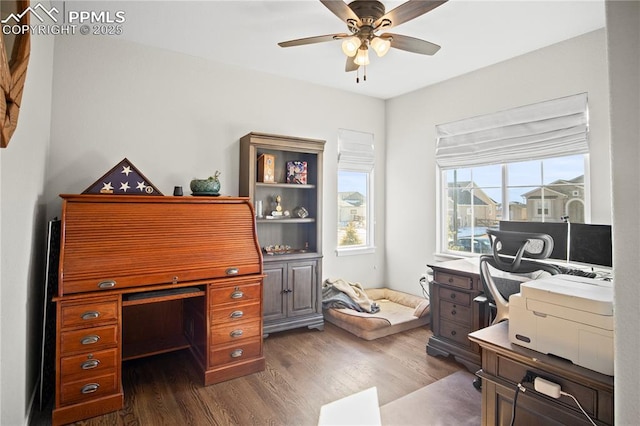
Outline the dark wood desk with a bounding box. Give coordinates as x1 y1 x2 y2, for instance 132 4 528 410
469 322 614 425
427 258 489 372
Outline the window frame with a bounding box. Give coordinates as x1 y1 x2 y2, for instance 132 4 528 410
437 154 590 257
337 163 375 256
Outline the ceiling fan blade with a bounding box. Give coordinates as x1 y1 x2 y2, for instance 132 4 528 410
320 0 362 27
278 33 349 48
382 33 441 55
374 0 448 30
345 56 359 72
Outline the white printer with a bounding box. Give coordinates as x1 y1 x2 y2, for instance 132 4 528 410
508 274 613 376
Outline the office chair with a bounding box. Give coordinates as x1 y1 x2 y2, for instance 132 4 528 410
479 229 561 325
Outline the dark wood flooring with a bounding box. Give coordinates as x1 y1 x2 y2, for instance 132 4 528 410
33 323 468 425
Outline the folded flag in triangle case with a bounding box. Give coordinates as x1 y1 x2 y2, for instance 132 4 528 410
82 158 163 195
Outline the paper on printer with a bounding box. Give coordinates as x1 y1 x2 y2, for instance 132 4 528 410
509 274 613 376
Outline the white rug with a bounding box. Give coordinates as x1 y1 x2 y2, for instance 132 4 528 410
379 370 481 425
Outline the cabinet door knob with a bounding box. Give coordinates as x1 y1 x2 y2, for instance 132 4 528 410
230 349 244 358
451 309 457 316
450 293 456 299
97 280 116 289
230 329 244 338
230 310 244 319
81 359 101 370
81 383 100 394
448 278 454 283
81 311 100 320
451 330 457 336
81 335 100 345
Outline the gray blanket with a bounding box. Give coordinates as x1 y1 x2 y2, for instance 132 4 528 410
322 281 380 314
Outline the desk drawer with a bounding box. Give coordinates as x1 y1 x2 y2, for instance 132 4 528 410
60 298 119 329
209 337 262 367
434 271 472 289
211 320 262 345
440 300 472 325
438 287 471 307
59 372 119 406
209 282 261 306
60 325 119 355
211 302 261 325
60 348 118 380
440 319 471 348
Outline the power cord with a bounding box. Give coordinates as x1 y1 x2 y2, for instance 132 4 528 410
419 274 430 301
560 391 597 426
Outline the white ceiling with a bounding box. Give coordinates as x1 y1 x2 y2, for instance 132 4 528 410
64 0 606 99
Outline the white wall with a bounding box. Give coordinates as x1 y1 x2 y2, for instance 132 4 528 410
384 29 611 296
0 31 55 426
606 1 640 423
46 35 387 288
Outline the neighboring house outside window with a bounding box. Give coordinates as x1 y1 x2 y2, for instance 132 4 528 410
337 129 375 255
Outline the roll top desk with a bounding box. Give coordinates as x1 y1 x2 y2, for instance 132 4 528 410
52 195 265 425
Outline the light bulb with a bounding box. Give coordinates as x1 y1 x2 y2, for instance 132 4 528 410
341 36 361 57
354 47 370 66
371 37 391 57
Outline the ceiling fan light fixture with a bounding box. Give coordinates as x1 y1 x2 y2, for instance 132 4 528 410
354 47 370 66
341 36 361 57
371 36 391 57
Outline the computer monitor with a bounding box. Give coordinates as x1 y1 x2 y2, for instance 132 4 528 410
569 223 612 267
499 221 569 262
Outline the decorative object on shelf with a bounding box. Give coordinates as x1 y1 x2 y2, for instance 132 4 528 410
294 206 309 218
270 194 284 217
82 158 163 195
190 170 221 195
286 161 308 184
173 186 183 196
257 154 275 183
263 244 292 255
1 0 31 148
255 200 264 218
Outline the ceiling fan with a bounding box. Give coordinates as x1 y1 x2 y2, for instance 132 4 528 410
278 0 448 82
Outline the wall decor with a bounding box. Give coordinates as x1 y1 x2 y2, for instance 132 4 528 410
1 0 31 148
82 158 163 195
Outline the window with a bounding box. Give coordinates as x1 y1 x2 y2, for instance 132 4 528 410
444 155 586 255
436 93 589 256
337 129 375 255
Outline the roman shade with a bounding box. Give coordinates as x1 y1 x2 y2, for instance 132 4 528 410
338 129 375 170
435 93 589 170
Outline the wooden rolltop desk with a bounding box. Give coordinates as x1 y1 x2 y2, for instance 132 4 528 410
52 195 265 425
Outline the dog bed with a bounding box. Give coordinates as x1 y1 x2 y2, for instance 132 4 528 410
323 287 430 340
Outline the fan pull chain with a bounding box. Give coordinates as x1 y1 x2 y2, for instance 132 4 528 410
355 66 367 84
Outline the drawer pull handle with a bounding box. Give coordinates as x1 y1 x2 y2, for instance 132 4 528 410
81 335 100 345
230 329 244 338
97 280 116 289
226 268 239 275
81 359 101 370
451 330 457 336
230 349 244 358
451 309 457 316
81 311 100 320
450 293 457 299
81 383 100 394
231 290 244 299
230 310 244 319
448 278 454 283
